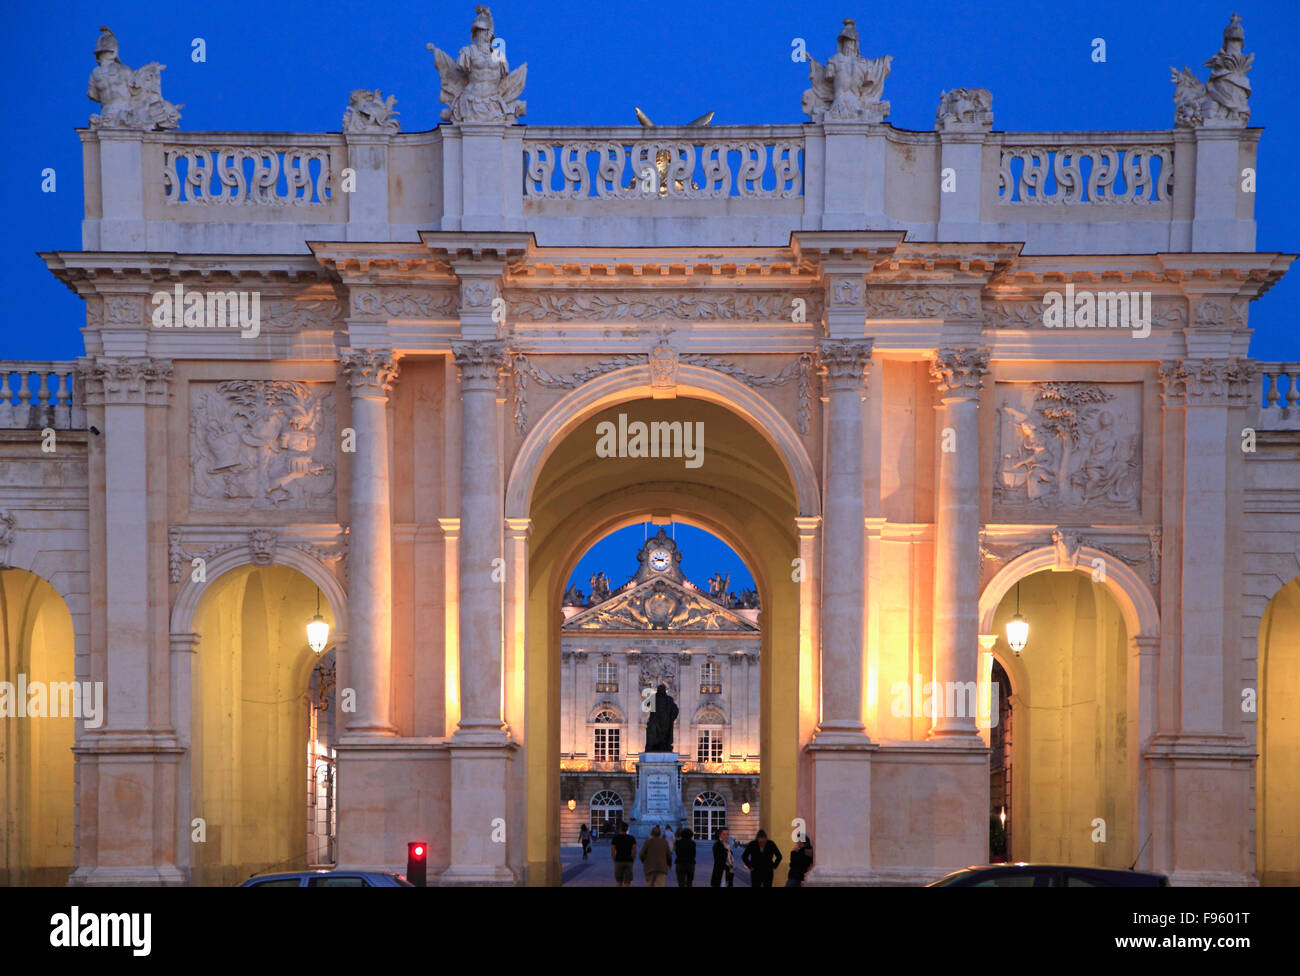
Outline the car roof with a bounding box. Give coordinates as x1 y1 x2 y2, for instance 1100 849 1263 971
246 869 394 880
950 863 1164 875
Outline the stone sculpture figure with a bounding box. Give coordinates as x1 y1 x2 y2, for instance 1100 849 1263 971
87 26 182 130
644 684 679 753
563 583 586 606
802 18 892 123
589 571 611 604
1172 14 1252 127
936 88 993 129
342 89 401 133
427 6 527 123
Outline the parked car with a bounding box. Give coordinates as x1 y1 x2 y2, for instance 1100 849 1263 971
927 863 1169 887
239 870 414 887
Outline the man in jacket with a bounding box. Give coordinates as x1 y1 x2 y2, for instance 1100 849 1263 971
673 827 697 886
741 829 783 887
710 827 735 887
639 825 672 886
610 821 637 887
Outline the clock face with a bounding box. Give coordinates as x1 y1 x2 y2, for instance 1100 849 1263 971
649 549 671 572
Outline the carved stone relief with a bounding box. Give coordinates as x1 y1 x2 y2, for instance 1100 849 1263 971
994 382 1142 516
190 380 336 511
507 291 818 323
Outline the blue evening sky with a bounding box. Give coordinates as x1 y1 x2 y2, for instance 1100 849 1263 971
567 522 755 595
3 1 1295 584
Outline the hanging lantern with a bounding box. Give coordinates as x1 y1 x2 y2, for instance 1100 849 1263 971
307 589 330 653
567 796 576 811
1005 581 1028 655
741 800 751 815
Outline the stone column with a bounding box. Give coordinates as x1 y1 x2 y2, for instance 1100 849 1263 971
442 339 515 885
812 338 873 744
928 348 989 739
74 355 184 885
451 340 508 740
339 348 399 736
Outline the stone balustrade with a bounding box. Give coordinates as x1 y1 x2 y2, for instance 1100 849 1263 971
1256 363 1300 430
0 362 85 429
76 118 1257 253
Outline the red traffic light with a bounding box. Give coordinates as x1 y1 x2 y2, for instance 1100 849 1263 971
406 840 428 886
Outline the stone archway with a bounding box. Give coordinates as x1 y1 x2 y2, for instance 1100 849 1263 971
505 372 819 885
1257 574 1300 884
179 560 342 884
0 568 77 885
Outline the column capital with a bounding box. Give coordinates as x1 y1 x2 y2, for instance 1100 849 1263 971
82 355 173 406
453 339 509 391
929 347 990 398
169 632 200 654
794 515 822 537
504 516 532 539
339 347 400 398
817 338 874 392
1158 357 1257 405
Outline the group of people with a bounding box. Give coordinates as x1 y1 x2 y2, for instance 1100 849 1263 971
580 821 814 887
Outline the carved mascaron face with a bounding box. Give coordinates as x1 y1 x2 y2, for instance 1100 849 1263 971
649 548 671 572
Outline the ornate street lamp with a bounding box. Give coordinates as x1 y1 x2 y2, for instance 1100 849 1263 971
1005 581 1029 655
567 795 577 811
307 588 330 653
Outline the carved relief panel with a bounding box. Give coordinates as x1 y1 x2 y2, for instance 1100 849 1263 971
993 381 1142 518
190 380 336 511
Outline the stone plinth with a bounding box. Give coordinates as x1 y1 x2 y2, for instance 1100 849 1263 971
629 752 685 841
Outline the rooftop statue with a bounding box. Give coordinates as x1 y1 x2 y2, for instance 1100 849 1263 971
936 88 993 130
427 6 526 123
1172 13 1252 128
343 89 401 134
625 107 713 196
87 26 182 130
801 18 892 123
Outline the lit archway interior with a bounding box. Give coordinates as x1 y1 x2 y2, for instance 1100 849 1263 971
0 569 75 885
989 569 1131 866
520 395 801 884
190 564 337 884
556 523 763 863
1258 576 1300 885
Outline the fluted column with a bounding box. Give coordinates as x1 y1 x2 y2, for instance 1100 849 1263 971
813 338 873 744
452 340 509 740
928 347 988 739
340 348 399 736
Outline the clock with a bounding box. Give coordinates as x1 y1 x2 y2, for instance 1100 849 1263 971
649 548 671 572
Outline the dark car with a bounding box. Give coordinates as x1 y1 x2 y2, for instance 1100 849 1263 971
239 870 414 887
927 863 1169 887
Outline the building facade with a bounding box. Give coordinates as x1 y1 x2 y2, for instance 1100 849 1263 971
1 11 1298 885
558 529 761 844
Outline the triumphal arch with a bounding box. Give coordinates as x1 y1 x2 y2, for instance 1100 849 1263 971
2 11 1298 885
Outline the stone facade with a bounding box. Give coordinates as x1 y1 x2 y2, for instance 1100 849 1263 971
1 12 1297 886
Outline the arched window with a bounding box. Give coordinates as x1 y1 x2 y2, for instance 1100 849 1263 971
696 706 725 763
590 790 623 834
593 709 621 761
693 791 727 840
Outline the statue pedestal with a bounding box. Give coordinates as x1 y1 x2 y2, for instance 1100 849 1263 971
629 752 684 842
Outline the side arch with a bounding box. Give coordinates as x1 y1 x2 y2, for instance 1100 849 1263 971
979 545 1159 640
505 364 820 520
169 545 347 637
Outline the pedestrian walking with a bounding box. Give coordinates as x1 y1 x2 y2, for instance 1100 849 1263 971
674 827 697 887
741 829 783 887
579 822 591 860
610 821 637 887
639 825 672 886
710 826 735 887
786 836 813 886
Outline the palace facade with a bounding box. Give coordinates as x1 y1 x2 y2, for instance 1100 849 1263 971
1 11 1298 886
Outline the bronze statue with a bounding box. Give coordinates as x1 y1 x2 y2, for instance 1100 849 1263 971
644 684 679 753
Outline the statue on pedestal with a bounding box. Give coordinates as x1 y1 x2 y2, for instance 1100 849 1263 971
427 6 527 123
644 684 679 753
87 26 182 130
1172 14 1252 128
801 18 892 123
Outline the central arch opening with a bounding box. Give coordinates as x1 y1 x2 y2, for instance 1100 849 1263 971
516 392 808 884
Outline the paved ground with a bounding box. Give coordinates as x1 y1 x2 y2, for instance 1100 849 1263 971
560 843 751 887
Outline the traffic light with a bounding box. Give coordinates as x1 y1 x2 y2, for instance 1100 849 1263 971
407 841 427 887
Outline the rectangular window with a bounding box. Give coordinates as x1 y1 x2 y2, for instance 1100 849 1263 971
597 660 617 693
594 725 620 761
697 728 723 763
700 660 721 695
